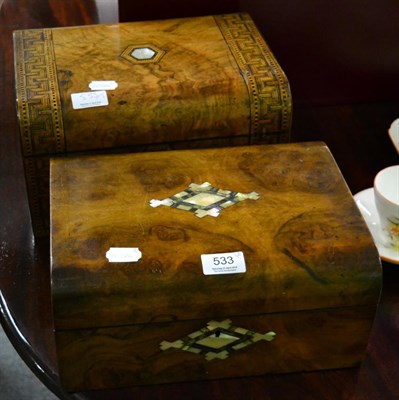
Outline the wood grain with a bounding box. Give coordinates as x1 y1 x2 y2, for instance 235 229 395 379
56 306 376 391
1 1 399 399
50 142 381 390
14 12 291 236
15 13 291 154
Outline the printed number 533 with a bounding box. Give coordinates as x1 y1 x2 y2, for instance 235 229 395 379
213 256 234 265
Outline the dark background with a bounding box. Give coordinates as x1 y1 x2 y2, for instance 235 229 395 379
119 0 399 107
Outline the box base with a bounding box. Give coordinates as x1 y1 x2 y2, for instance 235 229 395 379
55 305 375 391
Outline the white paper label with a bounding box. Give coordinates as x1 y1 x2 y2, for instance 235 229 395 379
71 90 109 109
88 80 118 90
106 247 142 263
201 251 246 275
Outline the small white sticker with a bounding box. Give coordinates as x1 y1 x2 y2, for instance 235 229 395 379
88 80 118 91
106 247 142 263
71 90 109 109
201 251 246 275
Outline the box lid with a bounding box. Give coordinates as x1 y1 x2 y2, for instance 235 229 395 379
50 142 381 331
14 13 291 157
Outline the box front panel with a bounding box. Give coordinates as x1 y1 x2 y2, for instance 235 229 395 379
55 306 376 391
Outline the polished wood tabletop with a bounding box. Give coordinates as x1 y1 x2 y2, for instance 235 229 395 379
1 1 399 399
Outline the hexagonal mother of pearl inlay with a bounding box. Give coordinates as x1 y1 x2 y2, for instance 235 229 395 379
120 44 166 64
130 47 156 60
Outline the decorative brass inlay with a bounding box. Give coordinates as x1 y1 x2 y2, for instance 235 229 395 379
14 29 65 156
150 182 260 218
160 319 276 361
214 13 292 143
121 44 166 64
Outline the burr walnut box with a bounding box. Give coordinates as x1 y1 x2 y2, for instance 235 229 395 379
13 12 292 236
50 142 381 392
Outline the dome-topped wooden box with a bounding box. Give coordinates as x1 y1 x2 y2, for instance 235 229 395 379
13 12 291 236
50 142 381 391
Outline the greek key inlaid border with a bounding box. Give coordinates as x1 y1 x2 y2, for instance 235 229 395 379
14 29 65 156
215 13 292 143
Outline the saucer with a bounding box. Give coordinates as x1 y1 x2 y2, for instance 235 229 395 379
354 188 399 264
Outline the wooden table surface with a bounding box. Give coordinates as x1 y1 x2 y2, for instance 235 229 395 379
1 1 398 399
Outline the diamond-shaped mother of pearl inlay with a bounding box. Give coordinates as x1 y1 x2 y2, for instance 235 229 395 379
150 182 260 218
160 319 276 361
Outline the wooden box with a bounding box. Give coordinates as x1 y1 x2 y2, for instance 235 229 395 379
13 13 292 236
50 142 381 392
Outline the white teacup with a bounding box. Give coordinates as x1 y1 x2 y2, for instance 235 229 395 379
374 165 399 249
388 119 399 153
